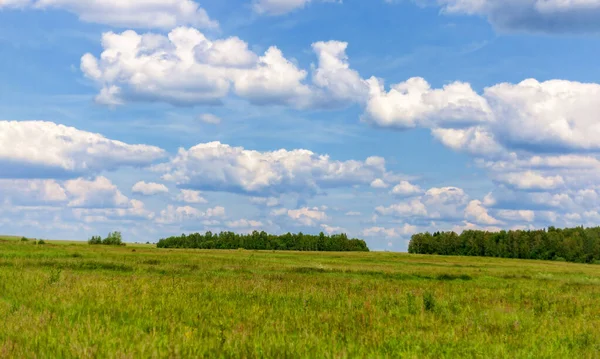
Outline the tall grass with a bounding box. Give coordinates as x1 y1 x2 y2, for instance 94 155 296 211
0 240 599 357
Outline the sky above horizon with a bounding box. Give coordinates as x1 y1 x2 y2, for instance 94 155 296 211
2 0 600 251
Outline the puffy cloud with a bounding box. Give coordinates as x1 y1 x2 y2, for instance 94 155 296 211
81 29 365 109
436 0 600 33
495 171 565 191
272 207 327 226
464 200 501 225
390 181 423 197
0 179 67 206
362 224 417 238
132 181 169 196
155 141 391 196
320 224 346 234
156 205 225 224
363 77 491 130
0 121 165 179
176 189 208 204
1 0 217 29
198 114 221 125
376 199 428 218
431 127 504 157
226 219 264 229
370 179 389 189
311 41 369 106
376 186 469 221
64 177 130 209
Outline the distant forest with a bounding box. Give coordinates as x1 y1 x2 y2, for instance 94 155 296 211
409 226 600 263
157 231 370 252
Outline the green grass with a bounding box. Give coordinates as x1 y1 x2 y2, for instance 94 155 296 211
0 239 599 358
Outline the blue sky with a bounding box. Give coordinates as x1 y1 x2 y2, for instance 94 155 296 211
2 0 600 251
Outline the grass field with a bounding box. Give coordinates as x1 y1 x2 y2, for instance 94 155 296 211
0 237 599 358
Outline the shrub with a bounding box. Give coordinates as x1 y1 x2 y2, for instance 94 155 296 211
103 232 124 246
37 240 46 245
423 292 436 312
20 237 29 242
88 236 103 245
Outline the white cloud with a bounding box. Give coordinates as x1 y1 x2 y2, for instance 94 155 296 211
311 41 369 106
495 171 565 191
226 219 263 229
376 198 428 217
363 77 491 129
0 179 67 206
132 181 169 196
198 114 221 125
272 207 327 226
376 186 469 221
390 181 422 197
370 179 389 189
1 0 217 29
345 211 362 216
176 189 208 204
362 224 417 238
320 224 345 234
464 200 501 225
0 121 165 179
435 0 600 33
81 29 366 110
155 141 390 196
64 177 130 209
156 205 225 224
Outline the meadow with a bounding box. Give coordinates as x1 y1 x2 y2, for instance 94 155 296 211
0 236 599 358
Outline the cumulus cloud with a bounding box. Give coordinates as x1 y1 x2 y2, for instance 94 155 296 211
436 0 600 33
0 121 165 179
176 189 208 204
156 205 225 224
272 207 327 226
464 200 501 225
155 141 391 196
0 179 67 206
390 181 423 197
362 224 417 238
81 29 364 109
363 77 491 130
226 219 264 229
132 181 169 196
198 114 222 125
376 186 469 221
495 171 565 191
370 179 389 189
320 224 346 234
1 0 217 29
64 177 130 209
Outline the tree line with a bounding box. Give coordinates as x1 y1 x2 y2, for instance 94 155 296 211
157 231 370 252
88 232 124 246
408 226 600 263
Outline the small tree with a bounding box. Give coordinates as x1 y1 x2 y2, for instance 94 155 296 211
88 236 103 245
103 232 124 246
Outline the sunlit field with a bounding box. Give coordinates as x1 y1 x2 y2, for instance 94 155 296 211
1 236 599 358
